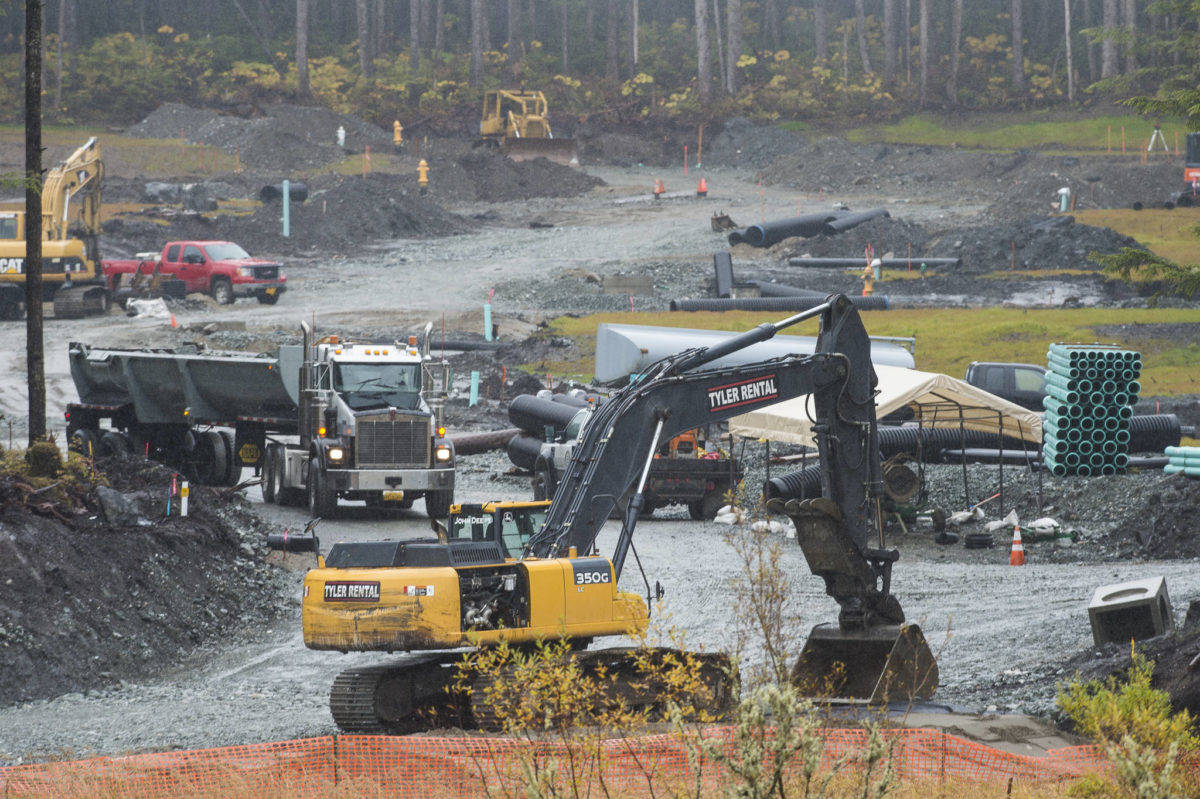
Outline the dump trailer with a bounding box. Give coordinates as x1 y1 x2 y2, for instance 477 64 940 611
479 89 579 166
303 294 936 733
66 323 455 518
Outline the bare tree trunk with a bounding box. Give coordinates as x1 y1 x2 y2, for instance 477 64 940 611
585 2 594 43
883 0 897 83
26 0 46 444
853 0 872 74
356 0 373 76
480 0 491 50
903 0 911 84
712 0 726 87
631 0 638 67
695 0 712 104
1011 0 1025 91
374 0 385 59
409 0 421 71
297 0 310 95
435 0 444 52
1083 0 1097 81
918 0 929 106
470 0 484 85
1064 0 1075 100
605 0 619 82
1101 0 1117 77
725 0 741 93
560 0 568 72
841 22 850 82
947 0 961 101
1123 0 1136 75
812 0 828 61
762 0 780 50
54 0 65 112
507 0 520 59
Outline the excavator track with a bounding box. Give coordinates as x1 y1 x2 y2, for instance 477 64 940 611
52 284 110 319
330 647 734 734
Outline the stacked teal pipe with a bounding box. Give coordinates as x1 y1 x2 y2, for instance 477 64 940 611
1042 344 1141 477
1164 446 1200 477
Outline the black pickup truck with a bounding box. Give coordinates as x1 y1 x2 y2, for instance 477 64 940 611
964 361 1047 411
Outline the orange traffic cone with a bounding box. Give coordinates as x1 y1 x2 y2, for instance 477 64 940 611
697 177 708 197
653 179 665 198
1009 525 1025 566
170 314 178 329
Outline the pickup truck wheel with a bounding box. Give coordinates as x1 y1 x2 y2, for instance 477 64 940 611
307 461 337 518
424 489 453 520
210 278 234 305
262 445 278 504
256 292 280 305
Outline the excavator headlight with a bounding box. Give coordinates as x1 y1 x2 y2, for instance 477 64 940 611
435 445 452 462
327 447 345 462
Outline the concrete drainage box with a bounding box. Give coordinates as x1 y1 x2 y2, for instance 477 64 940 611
1087 576 1174 647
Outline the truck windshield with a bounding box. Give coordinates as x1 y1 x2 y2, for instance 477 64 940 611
204 243 251 260
332 362 422 410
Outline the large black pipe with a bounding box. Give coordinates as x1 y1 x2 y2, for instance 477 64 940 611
450 428 522 456
823 207 889 233
549 393 592 408
436 339 506 351
1128 413 1182 452
714 251 734 298
940 448 1170 469
787 257 963 269
753 282 827 298
670 295 890 312
506 434 544 471
727 211 845 248
507 394 580 437
763 464 821 502
259 182 309 203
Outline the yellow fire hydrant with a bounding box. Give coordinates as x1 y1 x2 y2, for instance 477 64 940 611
393 120 404 154
417 159 429 195
860 262 875 297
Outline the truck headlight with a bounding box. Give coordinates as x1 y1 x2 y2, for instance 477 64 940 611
327 447 345 462
435 445 451 462
237 267 253 277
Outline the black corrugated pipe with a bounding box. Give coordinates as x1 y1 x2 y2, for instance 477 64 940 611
507 394 580 437
670 295 890 312
506 434 544 471
727 211 845 248
787 257 962 268
450 428 522 456
878 426 1035 462
763 465 821 502
436 339 506 351
259 182 309 203
1129 413 1182 452
823 207 889 233
752 282 828 297
548 393 591 408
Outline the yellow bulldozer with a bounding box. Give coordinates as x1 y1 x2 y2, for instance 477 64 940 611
0 137 110 319
478 90 579 166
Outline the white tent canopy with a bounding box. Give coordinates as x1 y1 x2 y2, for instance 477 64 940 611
729 364 1043 446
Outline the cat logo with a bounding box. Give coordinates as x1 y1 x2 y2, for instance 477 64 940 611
0 258 25 275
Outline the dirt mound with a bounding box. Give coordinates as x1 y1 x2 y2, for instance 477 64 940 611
704 117 808 169
128 103 391 171
1089 472 1200 559
414 151 603 203
1065 623 1200 717
779 214 1140 274
0 458 288 706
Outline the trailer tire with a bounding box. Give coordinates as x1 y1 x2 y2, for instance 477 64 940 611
307 461 337 518
99 431 132 459
688 491 725 522
218 430 240 485
210 278 234 305
69 428 100 458
424 489 453 520
262 445 278 504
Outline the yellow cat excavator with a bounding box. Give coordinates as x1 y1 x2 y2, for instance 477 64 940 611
302 295 938 732
478 90 579 166
0 137 110 319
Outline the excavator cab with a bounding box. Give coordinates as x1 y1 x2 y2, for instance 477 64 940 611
447 500 551 558
479 90 579 166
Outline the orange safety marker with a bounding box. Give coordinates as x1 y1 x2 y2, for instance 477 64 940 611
683 145 688 176
653 179 665 198
170 314 178 329
697 177 707 197
1009 525 1026 566
1121 125 1126 155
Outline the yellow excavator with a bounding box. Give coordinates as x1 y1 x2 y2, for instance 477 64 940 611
0 137 110 319
478 90 579 166
302 295 938 733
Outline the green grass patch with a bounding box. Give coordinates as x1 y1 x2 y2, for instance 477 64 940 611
979 268 1099 279
843 112 1185 152
540 307 1200 396
0 124 237 178
1074 208 1200 265
777 120 807 133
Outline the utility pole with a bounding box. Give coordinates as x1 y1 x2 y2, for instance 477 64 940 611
26 0 47 444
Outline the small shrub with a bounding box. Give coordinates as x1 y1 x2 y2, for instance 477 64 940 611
25 440 64 478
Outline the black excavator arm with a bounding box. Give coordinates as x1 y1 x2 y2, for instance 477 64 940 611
525 295 904 632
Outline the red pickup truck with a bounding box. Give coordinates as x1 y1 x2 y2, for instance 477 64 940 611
104 240 287 305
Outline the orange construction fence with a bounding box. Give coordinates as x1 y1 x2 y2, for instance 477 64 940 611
0 728 1107 798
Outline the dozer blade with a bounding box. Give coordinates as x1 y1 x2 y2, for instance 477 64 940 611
792 622 938 705
52 284 111 319
501 138 580 166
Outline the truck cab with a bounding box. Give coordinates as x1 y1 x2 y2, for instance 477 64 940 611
964 361 1047 411
104 240 286 306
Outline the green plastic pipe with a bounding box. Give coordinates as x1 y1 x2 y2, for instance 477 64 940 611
1165 464 1200 476
1064 451 1082 468
1076 463 1093 476
1114 453 1129 468
1115 429 1130 445
1165 446 1200 457
1045 384 1079 405
1076 440 1094 455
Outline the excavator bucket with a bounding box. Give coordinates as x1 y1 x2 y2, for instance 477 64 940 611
501 137 579 166
792 622 938 704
